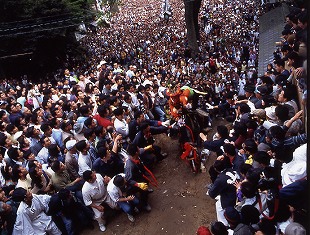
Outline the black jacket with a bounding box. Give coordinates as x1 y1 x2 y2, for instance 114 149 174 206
208 168 238 209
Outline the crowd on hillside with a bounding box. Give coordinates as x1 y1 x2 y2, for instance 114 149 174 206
0 0 307 234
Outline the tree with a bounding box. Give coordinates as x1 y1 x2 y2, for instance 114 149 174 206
183 0 202 58
0 0 94 80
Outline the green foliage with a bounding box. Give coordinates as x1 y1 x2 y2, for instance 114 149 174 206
0 0 94 79
0 0 93 23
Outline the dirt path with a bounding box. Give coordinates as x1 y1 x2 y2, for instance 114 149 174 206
82 130 219 235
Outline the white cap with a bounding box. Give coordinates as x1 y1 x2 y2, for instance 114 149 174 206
66 140 77 150
282 161 307 187
13 131 23 141
100 60 107 66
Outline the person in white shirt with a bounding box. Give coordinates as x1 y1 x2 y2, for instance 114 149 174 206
12 187 61 235
75 140 92 176
36 136 51 165
107 173 140 222
82 171 117 232
77 75 93 92
126 65 135 79
113 108 130 138
127 84 139 108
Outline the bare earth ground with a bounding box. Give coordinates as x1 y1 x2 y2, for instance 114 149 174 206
82 121 226 235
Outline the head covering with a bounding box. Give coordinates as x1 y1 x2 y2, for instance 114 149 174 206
99 60 107 66
257 143 271 152
196 226 212 235
251 109 266 120
66 140 77 151
285 222 306 235
255 85 268 96
0 101 7 106
292 144 306 162
73 123 83 134
265 106 277 121
282 161 307 187
13 131 23 141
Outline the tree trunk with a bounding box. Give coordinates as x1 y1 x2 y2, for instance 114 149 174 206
183 0 202 58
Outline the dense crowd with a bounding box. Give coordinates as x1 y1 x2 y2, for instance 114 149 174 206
0 0 307 234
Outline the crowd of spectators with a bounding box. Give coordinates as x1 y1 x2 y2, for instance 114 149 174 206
0 0 307 234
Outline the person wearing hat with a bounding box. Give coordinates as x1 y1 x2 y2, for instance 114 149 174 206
281 160 306 188
254 85 274 109
73 122 86 141
244 83 259 105
262 105 279 130
285 222 306 235
65 139 79 181
11 187 61 235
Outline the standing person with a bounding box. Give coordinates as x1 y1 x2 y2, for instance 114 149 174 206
11 187 61 235
207 160 238 226
64 139 79 181
81 170 118 232
238 74 246 96
142 85 155 120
